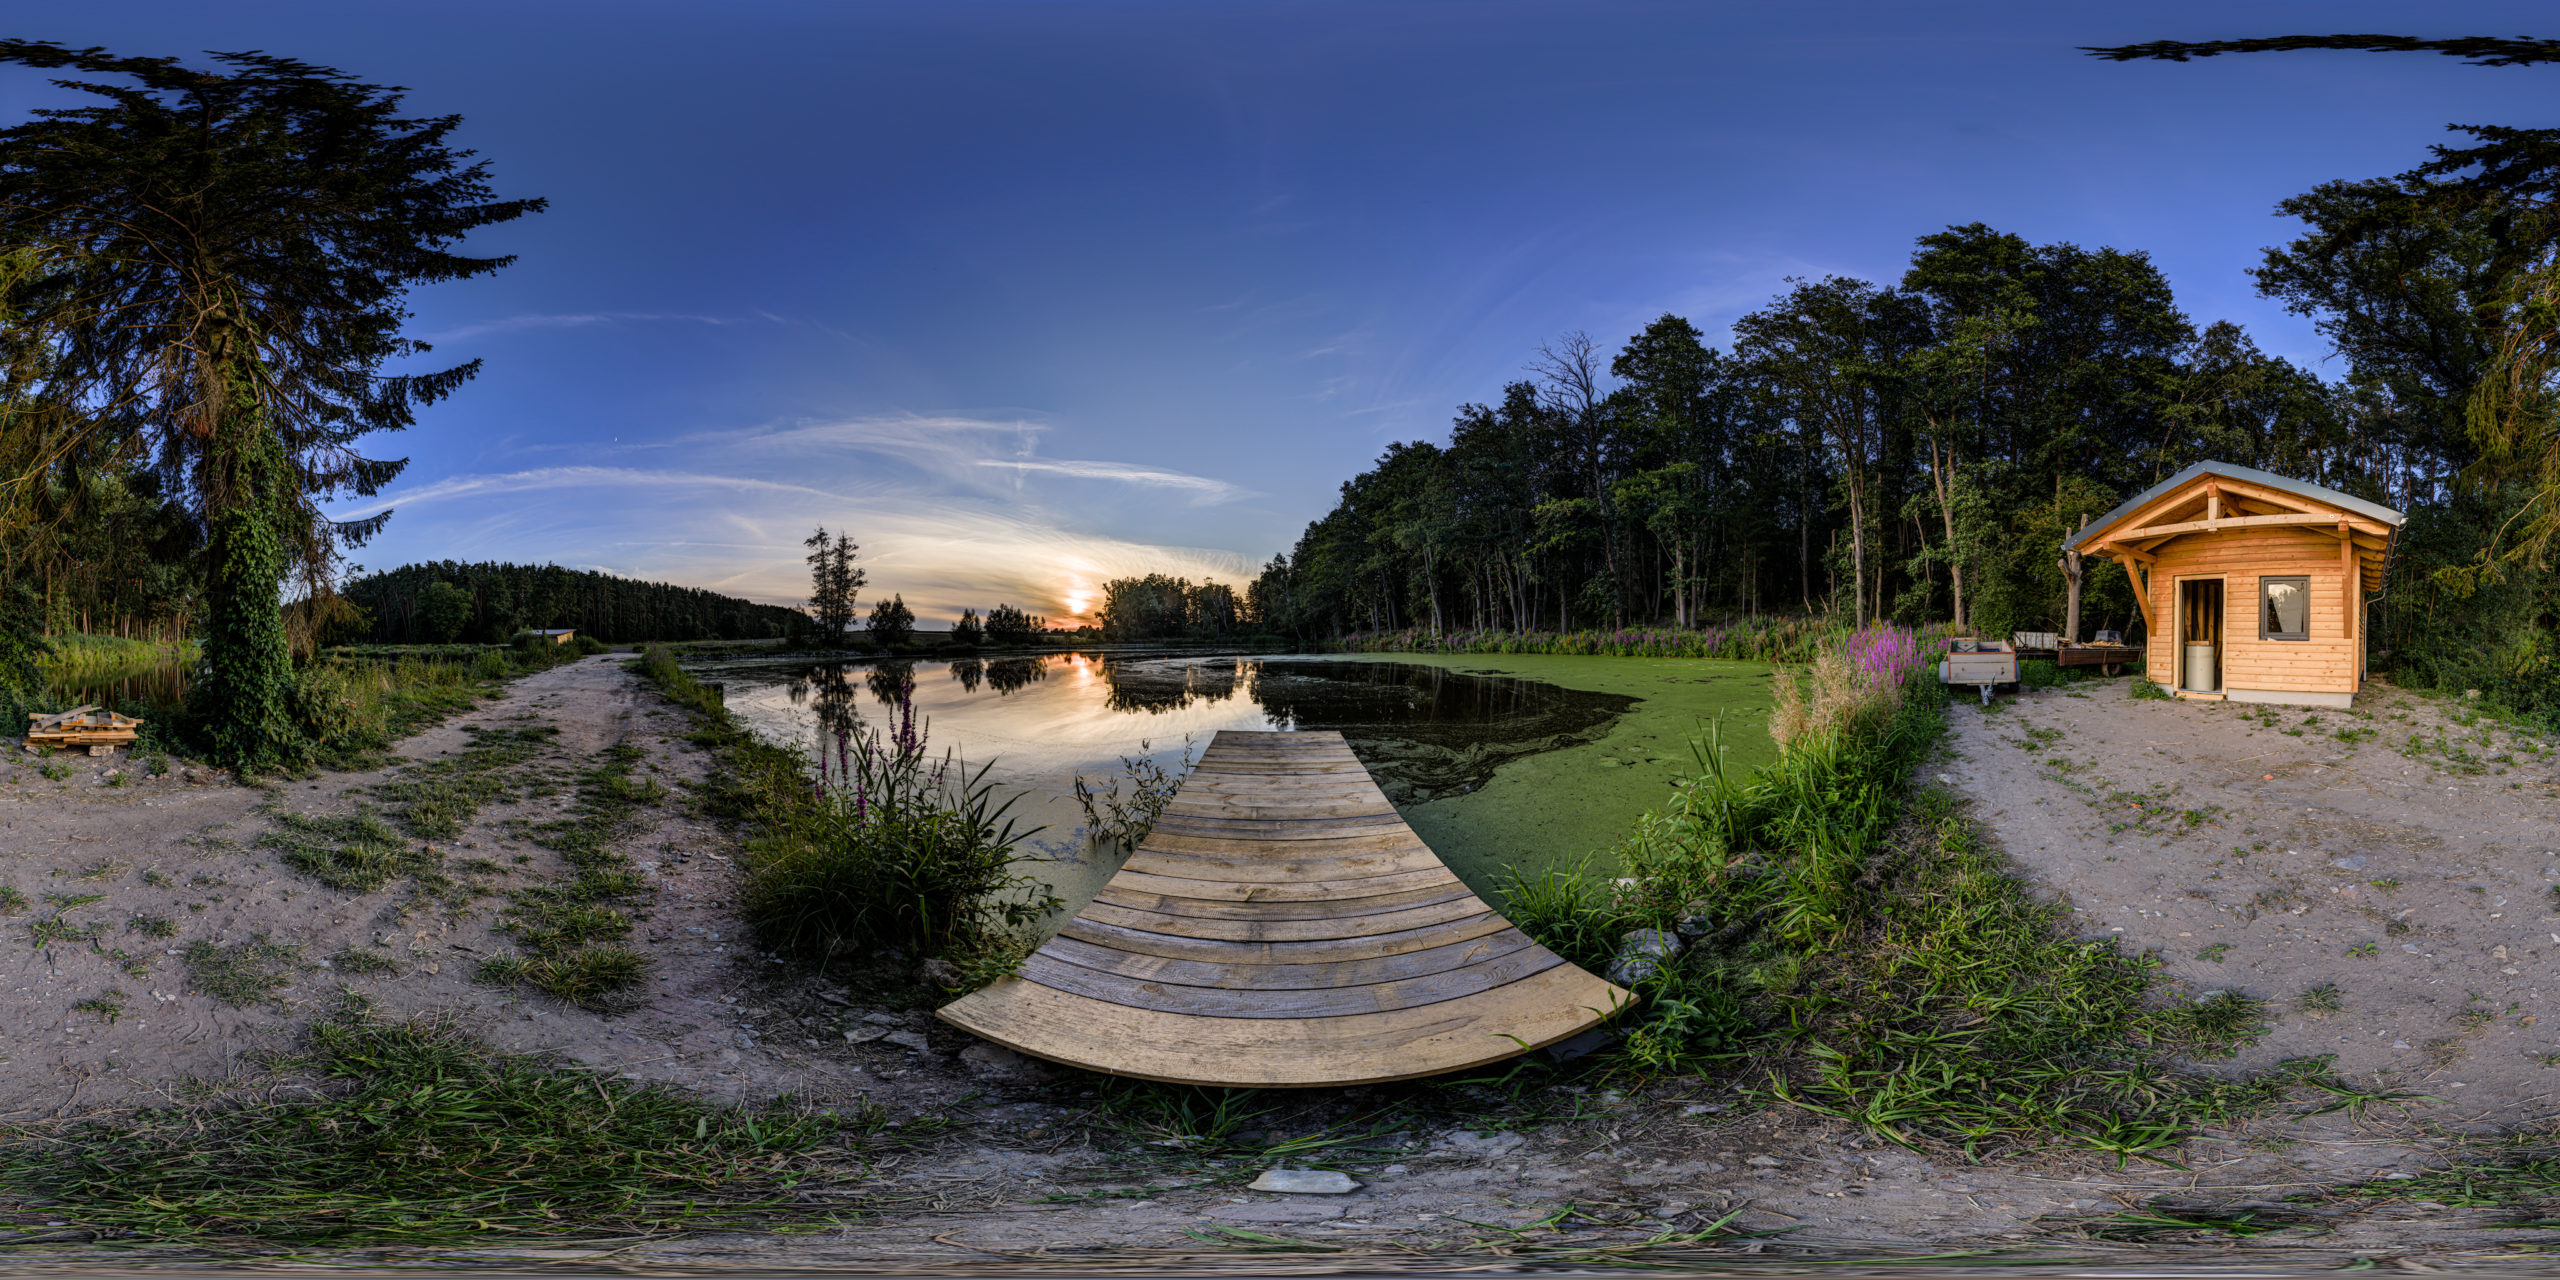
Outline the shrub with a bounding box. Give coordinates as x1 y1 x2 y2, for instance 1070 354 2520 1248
288 662 367 751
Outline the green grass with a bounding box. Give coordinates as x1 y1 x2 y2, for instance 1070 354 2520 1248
0 1005 912 1243
69 990 129 1025
2056 1204 2317 1242
180 935 305 1008
2332 1155 2560 1220
126 914 177 939
476 742 663 1008
29 915 105 948
0 886 25 915
302 642 596 771
1498 679 2278 1164
367 723 562 839
258 807 434 893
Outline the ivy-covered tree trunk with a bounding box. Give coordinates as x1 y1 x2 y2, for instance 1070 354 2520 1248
188 364 300 768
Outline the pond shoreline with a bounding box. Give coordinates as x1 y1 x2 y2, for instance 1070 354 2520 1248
680 649 1779 903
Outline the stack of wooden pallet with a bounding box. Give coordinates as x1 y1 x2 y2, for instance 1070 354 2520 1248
23 706 143 756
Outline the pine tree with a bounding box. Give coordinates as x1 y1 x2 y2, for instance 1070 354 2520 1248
803 525 865 643
952 608 983 646
0 41 542 766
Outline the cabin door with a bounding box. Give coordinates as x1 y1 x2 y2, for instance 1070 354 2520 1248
2178 579 2224 693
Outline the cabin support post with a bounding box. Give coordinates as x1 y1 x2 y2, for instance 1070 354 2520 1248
2206 480 2221 524
2340 520 2356 641
2116 554 2153 634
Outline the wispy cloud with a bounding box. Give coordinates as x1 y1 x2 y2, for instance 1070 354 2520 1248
333 466 848 520
651 413 1244 505
419 312 753 343
976 458 1243 502
331 460 1257 626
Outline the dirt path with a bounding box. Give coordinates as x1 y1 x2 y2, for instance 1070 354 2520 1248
1943 677 2560 1119
0 653 899 1116
8 659 2560 1262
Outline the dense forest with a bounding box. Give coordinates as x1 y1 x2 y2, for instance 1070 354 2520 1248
339 562 805 645
1248 200 2560 719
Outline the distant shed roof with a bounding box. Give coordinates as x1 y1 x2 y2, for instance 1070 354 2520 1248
2064 461 2403 554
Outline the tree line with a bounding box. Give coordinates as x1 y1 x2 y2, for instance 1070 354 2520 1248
1248 185 2559 722
341 561 805 645
1250 223 2389 644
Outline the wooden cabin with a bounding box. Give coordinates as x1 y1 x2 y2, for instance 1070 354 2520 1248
2063 462 2401 708
527 628 576 645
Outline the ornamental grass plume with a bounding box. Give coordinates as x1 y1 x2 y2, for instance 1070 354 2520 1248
1770 624 1935 748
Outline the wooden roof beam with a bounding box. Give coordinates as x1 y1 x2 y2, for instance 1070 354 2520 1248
2117 511 2392 541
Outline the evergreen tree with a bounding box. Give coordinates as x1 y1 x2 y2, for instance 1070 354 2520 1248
0 41 542 766
952 608 983 646
803 525 864 642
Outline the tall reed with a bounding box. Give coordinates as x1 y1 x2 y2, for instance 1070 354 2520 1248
1339 617 1948 665
727 659 1056 965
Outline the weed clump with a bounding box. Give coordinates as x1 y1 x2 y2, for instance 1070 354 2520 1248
258 807 433 893
182 935 305 1008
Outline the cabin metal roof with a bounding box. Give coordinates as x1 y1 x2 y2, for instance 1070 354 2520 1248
2063 461 2404 553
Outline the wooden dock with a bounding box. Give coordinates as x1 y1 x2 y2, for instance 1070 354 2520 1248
937 730 1630 1087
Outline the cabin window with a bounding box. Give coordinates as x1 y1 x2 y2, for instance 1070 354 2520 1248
2260 576 2310 641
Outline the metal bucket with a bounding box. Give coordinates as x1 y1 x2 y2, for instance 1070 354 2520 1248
2183 643 2219 692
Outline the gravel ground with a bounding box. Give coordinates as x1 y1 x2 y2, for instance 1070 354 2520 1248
1941 676 2560 1110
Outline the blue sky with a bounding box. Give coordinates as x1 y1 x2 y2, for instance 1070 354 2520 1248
10 2 2557 623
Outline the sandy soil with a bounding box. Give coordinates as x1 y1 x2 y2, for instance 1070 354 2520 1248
6 658 2559 1266
0 654 893 1114
1941 677 2560 1110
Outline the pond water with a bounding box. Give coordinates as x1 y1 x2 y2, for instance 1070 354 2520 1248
687 650 1780 908
41 661 189 719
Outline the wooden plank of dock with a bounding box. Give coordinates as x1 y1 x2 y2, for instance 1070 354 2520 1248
936 729 1631 1087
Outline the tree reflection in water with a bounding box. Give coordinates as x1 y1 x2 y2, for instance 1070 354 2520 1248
786 664 873 746
983 657 1045 695
1098 655 1241 715
746 652 1639 810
